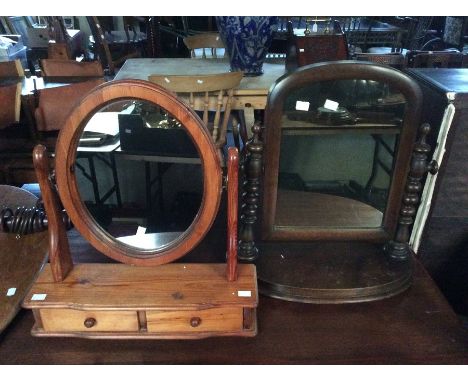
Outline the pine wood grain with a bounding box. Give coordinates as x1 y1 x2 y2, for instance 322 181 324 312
23 263 258 310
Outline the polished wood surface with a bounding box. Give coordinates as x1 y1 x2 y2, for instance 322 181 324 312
40 59 104 77
1 228 467 362
0 59 24 78
261 61 422 242
33 145 73 281
275 190 383 228
24 263 257 310
23 263 257 339
54 79 222 266
0 82 21 128
226 147 239 282
0 185 48 333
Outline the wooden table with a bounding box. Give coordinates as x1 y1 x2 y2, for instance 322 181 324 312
1 212 467 363
114 58 287 132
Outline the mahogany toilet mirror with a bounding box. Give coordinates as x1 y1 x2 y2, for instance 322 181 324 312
239 61 437 303
23 79 258 339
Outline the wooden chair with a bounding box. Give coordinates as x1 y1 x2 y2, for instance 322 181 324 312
87 16 141 75
355 53 406 69
148 72 242 149
47 42 72 60
40 59 104 78
406 50 464 68
0 82 21 129
34 79 105 135
0 59 24 78
183 33 225 58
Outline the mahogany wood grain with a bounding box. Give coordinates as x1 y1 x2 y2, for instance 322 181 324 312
40 59 104 77
226 147 239 281
261 61 422 242
0 231 48 333
275 190 383 229
0 82 21 128
0 59 24 78
54 79 222 266
33 145 73 281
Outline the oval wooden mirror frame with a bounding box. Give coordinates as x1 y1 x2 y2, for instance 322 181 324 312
54 79 222 266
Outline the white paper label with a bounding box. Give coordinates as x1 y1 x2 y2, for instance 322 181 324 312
6 288 16 297
295 101 310 111
299 48 305 52
324 99 339 111
237 290 252 297
31 293 47 301
136 226 147 236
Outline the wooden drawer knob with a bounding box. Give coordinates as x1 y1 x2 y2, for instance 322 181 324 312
84 317 97 328
190 317 202 327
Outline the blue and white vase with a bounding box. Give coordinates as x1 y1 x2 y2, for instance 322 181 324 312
216 16 278 76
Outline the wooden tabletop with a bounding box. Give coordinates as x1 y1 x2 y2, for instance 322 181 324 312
1 215 467 363
114 58 287 97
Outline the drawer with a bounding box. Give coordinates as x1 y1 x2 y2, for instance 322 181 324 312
39 308 139 332
146 307 243 333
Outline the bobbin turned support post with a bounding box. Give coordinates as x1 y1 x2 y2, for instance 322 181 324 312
239 123 263 262
226 147 239 281
387 123 438 260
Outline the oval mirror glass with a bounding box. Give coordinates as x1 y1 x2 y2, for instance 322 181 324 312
75 99 203 252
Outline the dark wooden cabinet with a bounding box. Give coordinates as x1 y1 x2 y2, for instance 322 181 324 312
406 68 468 315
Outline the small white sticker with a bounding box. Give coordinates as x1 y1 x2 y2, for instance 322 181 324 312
197 79 204 84
31 293 47 301
237 290 252 297
6 288 16 297
136 226 147 236
125 128 132 134
299 48 305 52
164 77 171 83
296 101 310 111
324 99 339 111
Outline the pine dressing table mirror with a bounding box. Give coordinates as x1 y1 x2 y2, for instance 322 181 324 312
23 80 258 338
239 61 437 303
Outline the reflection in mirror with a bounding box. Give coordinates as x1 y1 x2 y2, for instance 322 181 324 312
275 79 405 229
76 100 203 252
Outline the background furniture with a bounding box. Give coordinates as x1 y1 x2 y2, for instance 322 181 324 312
40 59 104 78
183 32 225 58
355 52 406 69
407 68 468 317
0 59 24 78
148 72 243 149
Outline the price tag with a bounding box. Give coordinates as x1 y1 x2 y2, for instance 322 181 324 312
31 294 47 301
6 288 16 297
324 99 339 111
136 226 147 236
295 100 310 111
237 290 252 297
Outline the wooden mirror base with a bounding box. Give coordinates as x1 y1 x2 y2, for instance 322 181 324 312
255 242 413 304
23 263 258 339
